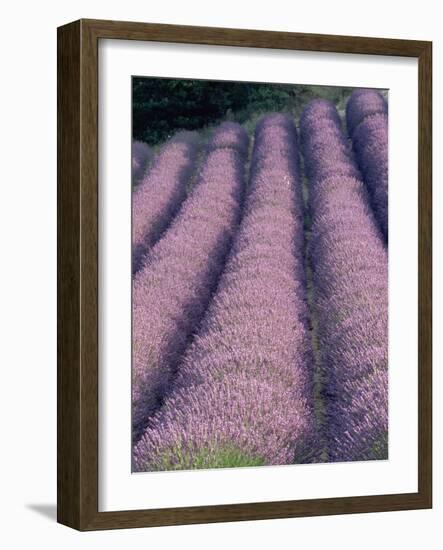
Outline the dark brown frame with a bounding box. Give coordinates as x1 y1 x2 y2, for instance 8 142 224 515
57 18 432 531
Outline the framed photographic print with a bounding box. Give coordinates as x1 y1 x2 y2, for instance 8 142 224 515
57 19 432 530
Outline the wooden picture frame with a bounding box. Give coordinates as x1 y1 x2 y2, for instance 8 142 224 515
57 18 432 530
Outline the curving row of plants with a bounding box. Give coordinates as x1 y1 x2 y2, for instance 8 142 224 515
132 132 200 274
132 122 248 442
346 90 388 241
346 89 388 136
133 114 317 471
301 99 388 462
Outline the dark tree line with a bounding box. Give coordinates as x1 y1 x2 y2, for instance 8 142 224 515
133 77 353 145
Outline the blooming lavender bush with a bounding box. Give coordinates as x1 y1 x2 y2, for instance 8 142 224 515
301 99 388 462
346 89 388 137
132 140 152 186
132 131 199 273
350 111 388 241
133 114 317 471
132 123 248 442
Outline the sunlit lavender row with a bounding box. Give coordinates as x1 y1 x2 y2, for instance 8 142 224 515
347 90 388 241
131 140 152 186
132 123 248 442
133 114 317 471
132 132 199 273
301 99 388 462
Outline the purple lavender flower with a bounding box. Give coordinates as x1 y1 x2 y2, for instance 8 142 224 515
132 131 200 273
132 140 152 186
132 123 248 442
301 99 388 462
133 114 317 471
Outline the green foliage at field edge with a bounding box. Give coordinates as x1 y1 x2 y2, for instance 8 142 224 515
133 77 356 146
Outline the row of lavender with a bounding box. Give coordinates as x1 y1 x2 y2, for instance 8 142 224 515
132 132 200 273
131 90 389 467
132 123 248 441
347 89 389 241
134 114 317 470
301 98 388 461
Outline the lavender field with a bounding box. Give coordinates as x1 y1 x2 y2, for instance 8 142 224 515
131 84 388 471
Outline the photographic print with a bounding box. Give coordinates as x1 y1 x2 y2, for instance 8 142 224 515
131 77 389 472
